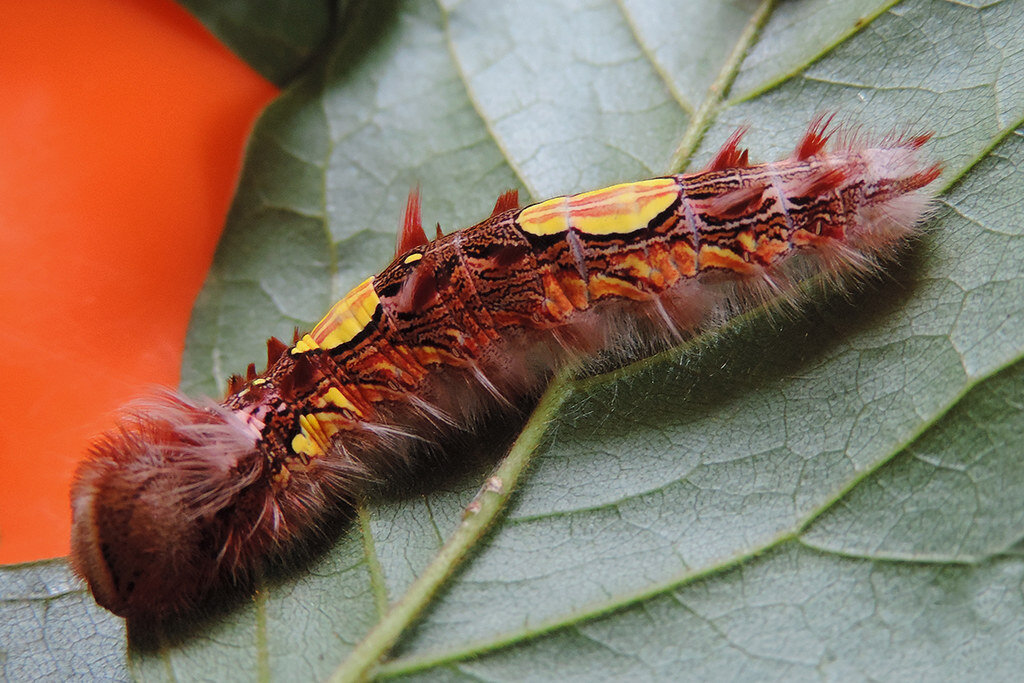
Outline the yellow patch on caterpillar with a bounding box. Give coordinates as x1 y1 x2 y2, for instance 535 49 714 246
736 231 757 252
698 245 756 274
322 386 361 416
518 196 570 236
519 178 679 237
290 431 320 458
292 277 381 355
403 252 423 264
291 412 344 458
272 466 292 488
609 251 658 283
541 271 579 320
587 273 649 301
291 334 320 354
411 344 453 367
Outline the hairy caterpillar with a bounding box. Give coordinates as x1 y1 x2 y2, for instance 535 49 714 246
70 117 941 620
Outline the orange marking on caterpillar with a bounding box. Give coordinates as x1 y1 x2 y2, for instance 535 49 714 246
541 271 579 320
587 272 649 301
668 241 698 278
555 270 590 310
751 234 790 266
698 244 756 274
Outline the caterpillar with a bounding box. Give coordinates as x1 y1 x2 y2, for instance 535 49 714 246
70 117 941 620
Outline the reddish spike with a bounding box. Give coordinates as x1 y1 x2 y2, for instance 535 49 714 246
903 163 943 192
905 132 933 149
796 113 837 160
396 186 429 256
245 363 258 381
706 127 750 172
801 168 847 197
227 374 245 394
435 223 444 240
490 189 520 216
292 327 301 344
266 336 288 367
706 184 765 219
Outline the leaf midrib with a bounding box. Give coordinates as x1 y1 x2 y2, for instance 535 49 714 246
610 0 695 115
376 337 1024 675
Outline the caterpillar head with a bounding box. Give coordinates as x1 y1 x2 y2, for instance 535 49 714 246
856 133 942 240
70 393 263 619
780 132 941 270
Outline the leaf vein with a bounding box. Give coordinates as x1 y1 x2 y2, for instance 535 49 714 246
434 0 539 201
610 0 694 116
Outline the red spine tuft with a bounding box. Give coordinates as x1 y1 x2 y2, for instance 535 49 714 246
227 374 245 394
706 184 765 219
490 189 520 216
795 112 837 160
903 163 943 191
706 126 750 172
800 167 847 197
905 132 933 149
266 336 288 367
396 186 429 255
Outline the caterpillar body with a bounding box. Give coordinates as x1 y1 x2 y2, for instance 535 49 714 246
71 118 941 619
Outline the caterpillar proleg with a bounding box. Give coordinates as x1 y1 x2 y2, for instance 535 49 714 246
71 117 941 619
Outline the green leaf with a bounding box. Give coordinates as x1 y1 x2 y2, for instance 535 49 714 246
406 359 1024 679
801 351 1024 563
19 0 1024 678
0 560 126 680
176 0 341 86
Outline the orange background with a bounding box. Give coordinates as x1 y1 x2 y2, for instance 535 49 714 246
0 1 278 563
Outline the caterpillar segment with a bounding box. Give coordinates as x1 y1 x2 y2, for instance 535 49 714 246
71 118 941 619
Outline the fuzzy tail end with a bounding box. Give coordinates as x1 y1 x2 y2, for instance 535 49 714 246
70 393 265 619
